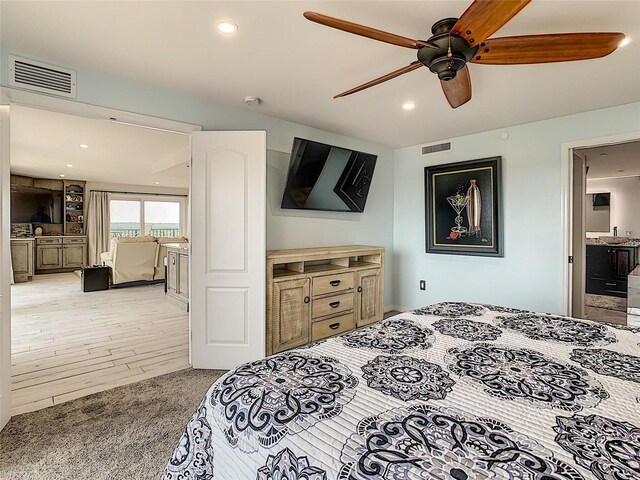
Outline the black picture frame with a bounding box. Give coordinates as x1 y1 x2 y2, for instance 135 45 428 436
425 156 503 257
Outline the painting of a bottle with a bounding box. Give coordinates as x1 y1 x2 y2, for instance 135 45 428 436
466 179 481 235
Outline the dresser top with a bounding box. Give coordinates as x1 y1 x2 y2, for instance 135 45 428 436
267 245 384 260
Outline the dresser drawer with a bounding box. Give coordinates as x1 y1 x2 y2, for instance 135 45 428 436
311 313 354 341
312 292 353 318
312 272 354 297
36 237 62 245
63 237 87 244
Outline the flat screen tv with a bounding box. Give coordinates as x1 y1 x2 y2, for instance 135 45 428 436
281 137 377 212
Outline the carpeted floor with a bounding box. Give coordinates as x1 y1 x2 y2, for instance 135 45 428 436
0 368 224 480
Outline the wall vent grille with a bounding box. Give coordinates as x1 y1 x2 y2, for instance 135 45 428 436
8 55 76 98
422 142 451 155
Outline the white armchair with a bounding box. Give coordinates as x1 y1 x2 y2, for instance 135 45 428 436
100 236 159 285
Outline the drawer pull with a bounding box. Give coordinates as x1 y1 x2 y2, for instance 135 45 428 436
329 301 340 308
605 283 616 286
329 280 341 286
357 286 363 293
304 296 310 304
329 322 340 330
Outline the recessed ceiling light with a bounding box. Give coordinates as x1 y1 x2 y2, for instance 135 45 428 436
59 174 65 178
619 36 632 48
154 181 160 185
402 101 416 111
217 21 238 34
66 164 73 168
79 144 88 149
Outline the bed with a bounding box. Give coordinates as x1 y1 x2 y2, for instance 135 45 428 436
163 302 640 479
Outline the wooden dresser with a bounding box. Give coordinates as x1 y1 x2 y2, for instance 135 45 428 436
266 245 384 355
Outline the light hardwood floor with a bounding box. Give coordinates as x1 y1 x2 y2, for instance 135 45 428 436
11 273 189 415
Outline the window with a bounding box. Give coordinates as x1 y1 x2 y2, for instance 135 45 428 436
110 195 186 239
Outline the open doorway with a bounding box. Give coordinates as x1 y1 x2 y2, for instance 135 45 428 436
570 139 640 327
8 105 192 415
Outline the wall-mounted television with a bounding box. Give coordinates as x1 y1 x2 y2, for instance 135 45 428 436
281 137 377 212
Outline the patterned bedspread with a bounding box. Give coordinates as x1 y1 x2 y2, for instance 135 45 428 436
163 302 640 479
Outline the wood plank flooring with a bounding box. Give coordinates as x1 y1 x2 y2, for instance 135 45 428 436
11 273 189 415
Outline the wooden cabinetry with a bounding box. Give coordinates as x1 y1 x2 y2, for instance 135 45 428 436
63 180 85 235
167 246 189 311
355 268 383 327
10 239 35 283
63 241 87 268
272 278 311 352
267 245 384 355
35 236 87 273
586 244 638 297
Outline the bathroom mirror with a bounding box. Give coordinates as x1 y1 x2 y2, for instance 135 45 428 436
586 192 610 233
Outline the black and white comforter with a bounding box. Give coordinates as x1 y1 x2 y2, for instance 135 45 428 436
163 302 640 479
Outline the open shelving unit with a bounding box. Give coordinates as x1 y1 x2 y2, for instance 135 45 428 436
63 180 86 235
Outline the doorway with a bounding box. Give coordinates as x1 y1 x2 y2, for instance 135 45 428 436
1 89 267 431
566 134 640 327
8 105 192 415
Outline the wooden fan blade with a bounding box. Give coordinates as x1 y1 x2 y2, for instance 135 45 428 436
451 0 531 46
441 65 472 108
334 62 423 98
304 11 439 50
470 32 626 64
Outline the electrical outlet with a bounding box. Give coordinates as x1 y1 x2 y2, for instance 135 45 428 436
419 280 426 291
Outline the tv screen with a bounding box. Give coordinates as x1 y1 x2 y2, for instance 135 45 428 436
281 138 377 212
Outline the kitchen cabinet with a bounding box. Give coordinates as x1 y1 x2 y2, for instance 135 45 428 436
586 244 638 297
10 238 35 282
36 236 87 273
166 247 189 311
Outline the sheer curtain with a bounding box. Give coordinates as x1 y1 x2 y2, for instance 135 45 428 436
86 191 111 265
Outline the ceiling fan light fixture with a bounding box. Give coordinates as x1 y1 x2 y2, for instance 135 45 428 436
619 36 631 48
217 21 238 34
402 101 416 111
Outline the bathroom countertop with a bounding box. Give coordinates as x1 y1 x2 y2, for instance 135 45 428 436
630 265 640 277
586 237 640 248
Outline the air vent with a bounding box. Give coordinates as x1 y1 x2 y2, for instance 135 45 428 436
8 55 76 98
422 142 451 155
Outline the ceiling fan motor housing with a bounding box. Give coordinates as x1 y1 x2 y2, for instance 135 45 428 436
417 18 479 81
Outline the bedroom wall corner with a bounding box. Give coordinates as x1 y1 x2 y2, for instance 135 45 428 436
392 101 640 314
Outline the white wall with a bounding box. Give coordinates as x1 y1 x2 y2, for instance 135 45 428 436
587 176 640 237
1 50 395 306
393 102 640 314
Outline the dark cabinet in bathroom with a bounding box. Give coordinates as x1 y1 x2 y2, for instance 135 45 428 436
586 245 637 297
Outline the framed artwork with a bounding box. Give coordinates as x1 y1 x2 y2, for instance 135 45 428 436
424 156 502 257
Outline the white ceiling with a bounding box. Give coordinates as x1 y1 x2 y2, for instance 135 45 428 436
2 1 639 148
10 106 190 187
581 140 640 179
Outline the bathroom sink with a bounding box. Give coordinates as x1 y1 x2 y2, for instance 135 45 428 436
600 236 629 245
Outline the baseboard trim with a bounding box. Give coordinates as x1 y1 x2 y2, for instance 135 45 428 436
384 305 411 313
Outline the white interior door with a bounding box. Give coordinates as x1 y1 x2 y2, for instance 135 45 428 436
190 131 266 369
0 106 11 431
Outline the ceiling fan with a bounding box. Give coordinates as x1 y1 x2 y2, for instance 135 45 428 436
304 0 625 108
